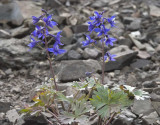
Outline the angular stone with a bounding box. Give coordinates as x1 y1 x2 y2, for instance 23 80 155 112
83 48 100 59
142 81 158 88
130 59 151 69
0 2 24 26
150 5 160 17
67 50 81 60
57 59 101 82
142 111 159 125
6 109 20 123
71 25 88 34
132 99 154 115
0 101 11 113
118 38 133 48
105 49 137 71
11 26 30 38
0 29 11 39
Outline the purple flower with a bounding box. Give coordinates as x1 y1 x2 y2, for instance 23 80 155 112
43 15 57 28
88 22 95 32
49 31 63 46
107 15 116 27
28 36 39 49
104 52 116 62
82 35 96 46
48 45 66 55
32 25 48 39
104 36 117 46
32 16 40 24
90 11 102 26
94 25 110 36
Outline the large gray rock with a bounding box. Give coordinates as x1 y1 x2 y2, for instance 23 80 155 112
0 1 24 26
132 99 155 115
6 109 20 123
0 36 43 69
105 49 137 71
56 59 101 82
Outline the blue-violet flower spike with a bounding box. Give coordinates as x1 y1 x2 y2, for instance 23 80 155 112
43 15 57 28
48 45 66 55
105 36 117 46
107 15 116 27
82 35 96 46
104 52 116 62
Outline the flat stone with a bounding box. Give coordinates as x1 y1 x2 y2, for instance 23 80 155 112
0 29 11 39
56 59 101 82
67 50 81 60
83 48 100 59
150 5 160 17
6 109 20 123
132 99 155 115
0 2 24 26
118 38 133 48
130 59 151 69
142 81 158 88
151 101 160 116
71 25 88 34
142 111 159 125
0 101 11 113
105 49 137 71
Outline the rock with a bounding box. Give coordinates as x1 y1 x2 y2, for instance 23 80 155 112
142 81 158 88
118 38 133 48
127 18 141 31
11 26 30 38
152 101 160 116
61 26 74 45
6 109 20 123
91 0 108 8
15 115 48 125
149 5 160 17
67 50 81 60
0 29 11 39
5 68 12 75
55 44 77 60
45 0 65 8
129 34 145 50
0 36 43 69
71 25 88 34
0 101 11 113
112 114 134 125
17 0 42 19
127 73 138 87
132 99 154 115
105 49 137 72
109 45 130 54
83 48 100 59
134 48 151 59
11 87 21 93
144 43 155 52
57 59 101 82
0 1 24 26
130 59 151 69
142 111 159 125
155 45 160 53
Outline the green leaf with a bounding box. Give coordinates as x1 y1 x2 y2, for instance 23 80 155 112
90 86 132 119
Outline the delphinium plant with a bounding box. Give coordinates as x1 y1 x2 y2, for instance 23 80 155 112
82 11 117 85
20 10 150 125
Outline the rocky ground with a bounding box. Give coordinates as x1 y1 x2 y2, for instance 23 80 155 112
0 0 160 125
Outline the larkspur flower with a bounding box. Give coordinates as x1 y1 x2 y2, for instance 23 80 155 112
88 22 95 32
32 25 49 39
43 15 57 28
32 16 41 24
47 45 66 55
90 11 102 26
106 15 116 27
94 25 110 36
28 36 39 49
82 35 96 46
49 31 63 46
104 52 116 62
104 36 117 46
